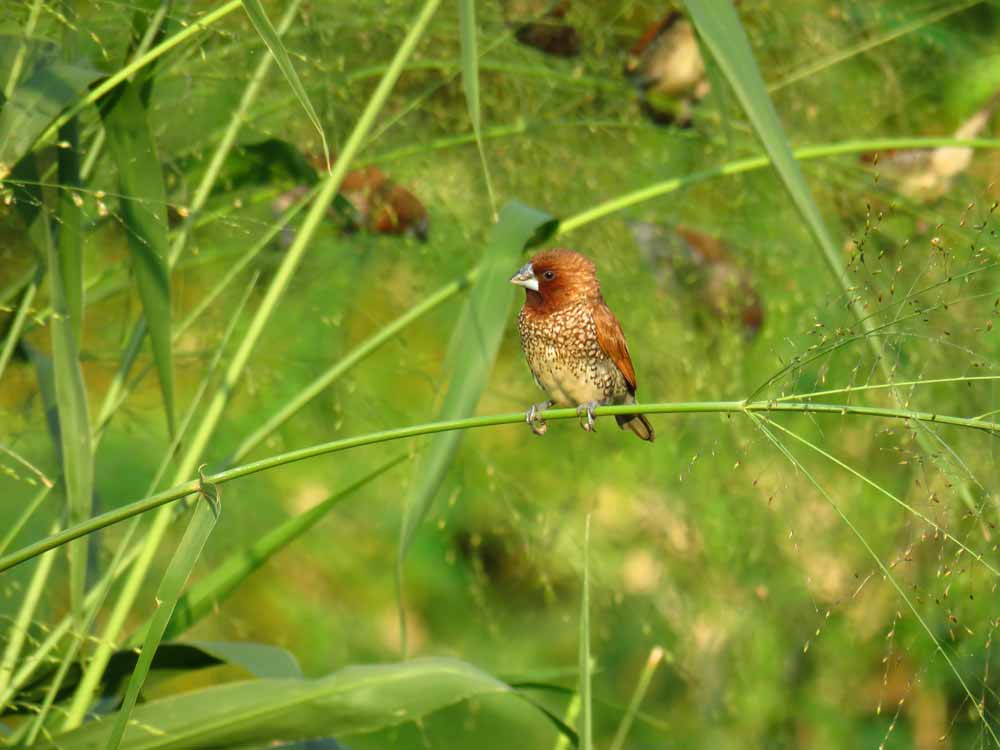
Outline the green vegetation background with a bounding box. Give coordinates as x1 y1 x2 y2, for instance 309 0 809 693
2 0 1000 747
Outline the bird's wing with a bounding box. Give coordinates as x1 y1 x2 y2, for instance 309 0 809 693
592 302 637 392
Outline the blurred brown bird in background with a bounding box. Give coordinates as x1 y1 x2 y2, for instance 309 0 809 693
507 0 581 58
625 10 709 126
510 249 655 441
339 166 429 240
629 221 763 338
271 163 429 245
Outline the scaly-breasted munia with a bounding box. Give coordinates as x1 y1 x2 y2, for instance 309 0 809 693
510 249 655 441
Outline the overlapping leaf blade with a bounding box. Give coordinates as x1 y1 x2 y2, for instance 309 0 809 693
47 658 514 750
99 82 175 435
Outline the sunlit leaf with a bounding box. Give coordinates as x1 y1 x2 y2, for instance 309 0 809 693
104 492 220 750
46 658 519 750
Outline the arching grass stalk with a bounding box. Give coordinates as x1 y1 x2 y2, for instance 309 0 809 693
558 137 1000 234
749 413 1000 747
2 399 996 574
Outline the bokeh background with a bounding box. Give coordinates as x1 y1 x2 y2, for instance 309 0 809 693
4 0 1000 747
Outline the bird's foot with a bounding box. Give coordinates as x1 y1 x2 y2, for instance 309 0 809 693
576 401 600 432
525 400 554 436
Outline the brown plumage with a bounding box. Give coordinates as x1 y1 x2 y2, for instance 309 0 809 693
510 249 655 441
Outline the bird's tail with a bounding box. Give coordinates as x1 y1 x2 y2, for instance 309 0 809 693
615 394 655 442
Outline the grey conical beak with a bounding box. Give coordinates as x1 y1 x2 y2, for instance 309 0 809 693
510 262 539 291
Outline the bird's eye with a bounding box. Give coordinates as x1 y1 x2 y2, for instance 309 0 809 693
542 270 556 281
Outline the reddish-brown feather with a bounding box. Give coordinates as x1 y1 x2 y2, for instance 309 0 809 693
591 302 637 392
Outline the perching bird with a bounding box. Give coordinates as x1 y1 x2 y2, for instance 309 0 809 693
510 249 655 441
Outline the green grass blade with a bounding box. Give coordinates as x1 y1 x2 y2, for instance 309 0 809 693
56 118 84 344
99 81 175 436
62 271 259 730
168 0 304 267
160 454 407 640
398 200 555 563
458 0 496 217
35 1 243 150
49 658 518 750
104 489 220 750
0 275 39 384
682 1 849 297
0 522 59 700
578 515 592 750
609 647 664 750
40 194 94 623
0 60 100 179
0 484 53 556
241 0 329 165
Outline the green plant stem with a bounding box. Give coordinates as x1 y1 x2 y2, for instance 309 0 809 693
59 0 444 726
0 278 38 383
167 0 304 267
2 399 996 575
558 137 1000 234
0 521 59 699
3 0 43 98
226 266 478 465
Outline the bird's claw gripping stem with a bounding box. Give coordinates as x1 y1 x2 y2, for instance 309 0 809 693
577 401 599 432
526 400 554 436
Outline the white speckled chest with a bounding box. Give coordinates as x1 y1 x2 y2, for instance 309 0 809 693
518 300 630 406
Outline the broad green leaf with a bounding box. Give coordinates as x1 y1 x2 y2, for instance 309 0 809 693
46 657 516 750
39 188 93 622
104 492 219 750
99 81 175 436
458 0 496 215
241 0 329 163
398 201 555 562
163 455 407 640
100 641 302 686
0 60 100 179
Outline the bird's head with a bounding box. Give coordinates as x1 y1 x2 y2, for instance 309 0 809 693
510 248 601 311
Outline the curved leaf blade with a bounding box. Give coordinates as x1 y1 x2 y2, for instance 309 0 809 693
104 494 220 750
47 658 515 750
241 0 329 162
99 82 175 435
